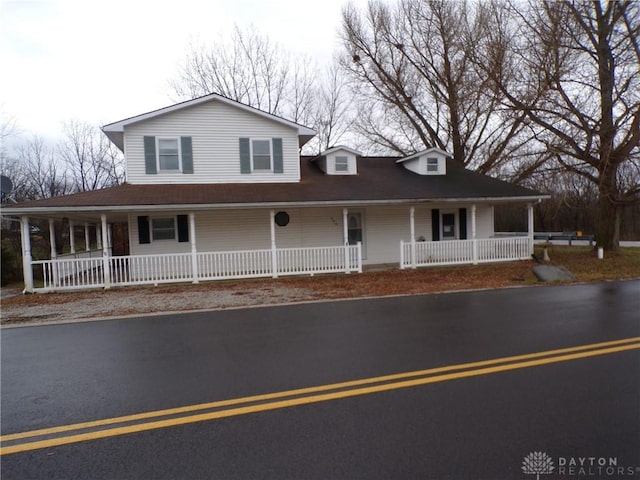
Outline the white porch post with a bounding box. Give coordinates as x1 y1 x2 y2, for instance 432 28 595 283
69 220 76 254
343 208 350 273
48 219 57 260
189 212 199 283
20 216 34 292
96 224 102 250
471 204 478 264
84 222 90 251
410 206 416 269
101 214 111 289
527 203 535 254
270 210 278 278
49 218 59 287
107 223 113 256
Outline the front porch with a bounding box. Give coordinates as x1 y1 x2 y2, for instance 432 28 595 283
17 202 536 293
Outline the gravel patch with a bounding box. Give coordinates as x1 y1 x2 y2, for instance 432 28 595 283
1 284 316 326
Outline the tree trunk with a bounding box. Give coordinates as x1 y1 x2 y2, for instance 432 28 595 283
596 182 621 251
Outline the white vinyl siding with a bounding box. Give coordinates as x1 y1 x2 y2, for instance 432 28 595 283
125 101 300 184
128 205 495 265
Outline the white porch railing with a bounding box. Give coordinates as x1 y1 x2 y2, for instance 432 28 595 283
400 237 531 269
30 243 362 292
58 248 103 260
33 257 105 290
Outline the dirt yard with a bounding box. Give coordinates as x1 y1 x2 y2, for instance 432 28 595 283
2 246 638 326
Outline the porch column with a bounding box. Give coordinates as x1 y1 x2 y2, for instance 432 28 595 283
48 219 57 260
96 224 102 250
343 208 350 273
270 210 278 278
20 216 34 292
48 218 59 288
101 214 111 289
189 212 199 283
69 220 76 254
471 204 478 264
84 223 90 251
107 223 113 256
410 206 416 269
527 203 535 254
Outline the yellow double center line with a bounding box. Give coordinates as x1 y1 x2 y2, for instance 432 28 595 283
2 336 639 456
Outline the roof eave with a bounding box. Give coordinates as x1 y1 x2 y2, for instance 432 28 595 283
1 194 550 218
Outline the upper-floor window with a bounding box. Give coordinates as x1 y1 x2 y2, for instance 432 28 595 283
158 138 181 171
426 157 439 173
252 139 272 171
143 136 193 175
239 137 283 174
335 156 349 172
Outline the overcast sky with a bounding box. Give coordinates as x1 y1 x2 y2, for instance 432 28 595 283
1 0 367 141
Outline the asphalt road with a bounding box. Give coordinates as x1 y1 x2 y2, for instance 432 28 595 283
1 280 639 479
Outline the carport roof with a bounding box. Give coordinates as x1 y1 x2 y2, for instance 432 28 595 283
3 157 547 215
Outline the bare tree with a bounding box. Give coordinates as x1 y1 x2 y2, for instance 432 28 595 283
6 136 70 201
171 25 318 124
59 120 124 192
310 60 356 153
480 0 640 250
339 0 531 173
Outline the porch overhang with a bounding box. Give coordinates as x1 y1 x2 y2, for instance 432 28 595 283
2 195 549 221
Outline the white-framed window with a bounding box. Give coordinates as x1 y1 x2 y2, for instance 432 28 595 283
157 138 181 172
441 212 457 239
151 217 177 241
426 157 439 173
335 155 349 172
251 139 272 171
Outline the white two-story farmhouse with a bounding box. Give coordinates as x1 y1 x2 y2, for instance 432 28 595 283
5 94 547 292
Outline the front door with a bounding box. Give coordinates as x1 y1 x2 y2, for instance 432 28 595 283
442 213 456 240
347 212 365 258
111 223 130 256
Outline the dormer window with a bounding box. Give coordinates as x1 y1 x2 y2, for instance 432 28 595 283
335 156 349 172
426 157 438 173
313 146 361 175
396 148 451 175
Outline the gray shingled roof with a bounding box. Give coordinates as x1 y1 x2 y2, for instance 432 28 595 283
3 157 546 213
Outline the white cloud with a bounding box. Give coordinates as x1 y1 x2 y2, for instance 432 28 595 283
1 0 369 139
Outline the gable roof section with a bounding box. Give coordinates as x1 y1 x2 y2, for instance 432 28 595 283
102 93 317 150
314 146 363 159
4 157 547 216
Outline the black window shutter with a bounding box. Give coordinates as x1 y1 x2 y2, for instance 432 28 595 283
181 137 193 174
459 208 467 240
239 138 251 173
431 209 440 241
272 138 283 173
138 216 150 244
143 136 157 174
177 215 189 243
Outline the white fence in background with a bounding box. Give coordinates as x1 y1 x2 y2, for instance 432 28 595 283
400 237 531 269
30 243 362 292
